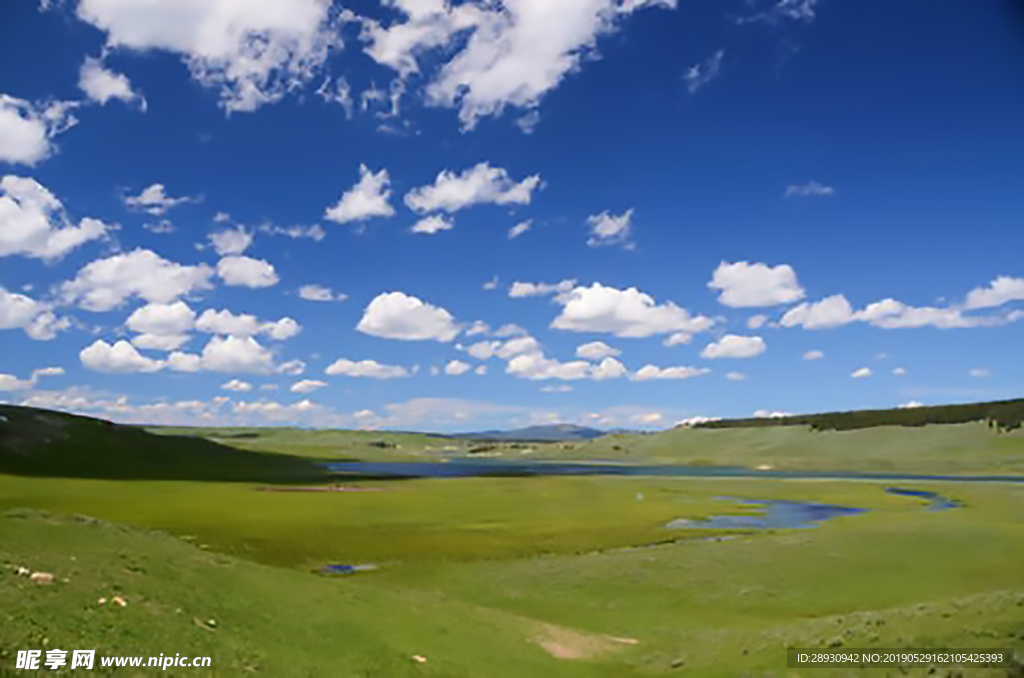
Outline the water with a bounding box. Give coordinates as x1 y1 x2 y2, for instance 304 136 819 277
884 486 963 510
666 498 868 530
324 460 1024 484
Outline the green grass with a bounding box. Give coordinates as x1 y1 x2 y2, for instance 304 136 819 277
3 406 1024 676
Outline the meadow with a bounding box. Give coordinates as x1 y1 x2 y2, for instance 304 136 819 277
2 404 1023 676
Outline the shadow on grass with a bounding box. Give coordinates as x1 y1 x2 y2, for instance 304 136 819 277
0 404 337 484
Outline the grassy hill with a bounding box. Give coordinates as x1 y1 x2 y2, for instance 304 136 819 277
0 405 326 483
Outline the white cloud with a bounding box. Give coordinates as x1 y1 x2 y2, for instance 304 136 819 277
0 94 78 166
410 214 454 234
505 352 594 381
0 287 67 340
540 384 573 393
780 295 857 330
195 308 300 340
466 340 500 360
325 358 409 379
125 301 195 336
632 364 711 381
166 351 202 373
298 284 344 301
131 332 190 351
445 360 472 376
851 367 872 378
62 248 214 311
0 175 110 260
746 314 769 329
209 227 252 255
143 220 174 234
493 323 527 337
31 366 65 380
494 336 543 360
324 165 395 225
575 341 621 360
80 339 164 373
677 415 720 427
586 208 634 248
221 379 253 392
803 349 824 360
277 359 306 376
217 255 279 288
357 291 460 342
73 0 338 113
509 279 576 298
552 283 714 338
78 56 145 108
709 261 805 308
291 379 327 393
963 276 1024 310
474 365 486 376
195 335 275 373
405 163 541 213
892 366 907 376
754 409 792 418
465 320 490 336
726 371 747 381
898 400 923 409
684 49 723 94
124 183 191 216
663 332 694 346
0 374 34 391
482 276 499 291
785 180 835 198
701 334 767 359
258 222 327 241
315 76 354 118
508 220 531 239
590 356 627 380
361 0 675 129
969 368 990 378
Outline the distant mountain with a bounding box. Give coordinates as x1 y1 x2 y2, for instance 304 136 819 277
450 424 607 442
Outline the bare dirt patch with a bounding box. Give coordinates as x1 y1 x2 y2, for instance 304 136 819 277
529 622 638 660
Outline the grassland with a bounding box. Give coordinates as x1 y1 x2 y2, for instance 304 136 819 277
2 405 1023 676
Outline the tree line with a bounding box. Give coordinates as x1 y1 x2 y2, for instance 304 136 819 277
691 398 1024 433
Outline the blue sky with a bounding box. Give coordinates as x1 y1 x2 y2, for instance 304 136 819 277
1 0 1022 432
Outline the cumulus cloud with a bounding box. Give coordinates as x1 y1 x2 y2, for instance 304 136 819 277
708 261 805 308
444 359 472 376
541 384 573 393
195 308 299 340
410 214 454 234
405 163 541 213
221 379 253 392
898 400 923 409
684 49 724 94
851 367 872 378
508 279 576 298
1 175 110 260
71 0 339 113
575 341 621 360
586 208 634 248
176 335 276 373
78 56 145 108
701 334 766 359
508 220 531 239
754 409 793 418
324 165 395 225
552 283 713 338
125 301 196 351
124 183 192 216
298 284 344 301
505 352 595 381
465 320 490 336
216 255 279 288
803 349 824 360
80 339 165 373
631 364 711 381
360 0 676 129
785 180 835 197
0 94 78 166
963 276 1024 310
0 287 67 340
746 314 769 329
62 248 214 311
892 366 907 376
258 222 327 241
357 291 460 341
726 371 747 381
291 379 327 393
781 293 1012 331
209 227 252 255
325 358 410 379
969 368 990 378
